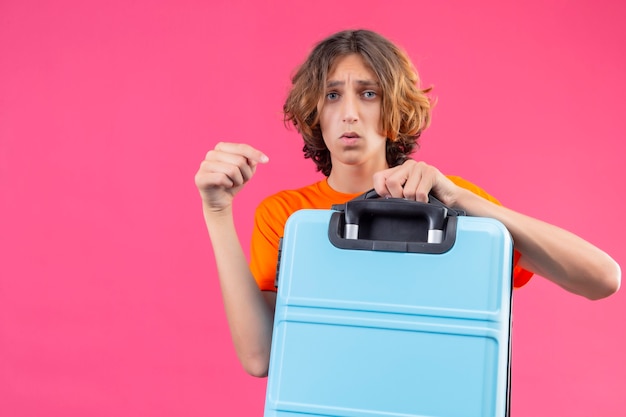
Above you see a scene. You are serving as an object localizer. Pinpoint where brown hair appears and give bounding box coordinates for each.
[283,29,433,176]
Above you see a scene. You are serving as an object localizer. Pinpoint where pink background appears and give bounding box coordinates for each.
[1,0,625,416]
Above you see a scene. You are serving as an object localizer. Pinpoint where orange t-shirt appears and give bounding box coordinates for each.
[250,176,533,291]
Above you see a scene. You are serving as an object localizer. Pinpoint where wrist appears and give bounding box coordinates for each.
[203,202,234,222]
[453,188,489,215]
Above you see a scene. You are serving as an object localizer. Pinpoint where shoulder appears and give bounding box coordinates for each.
[446,175,501,205]
[254,180,328,226]
[257,181,321,211]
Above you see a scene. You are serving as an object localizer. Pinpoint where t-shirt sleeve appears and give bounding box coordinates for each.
[447,176,534,289]
[249,196,289,292]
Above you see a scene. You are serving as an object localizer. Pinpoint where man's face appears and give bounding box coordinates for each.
[317,54,388,172]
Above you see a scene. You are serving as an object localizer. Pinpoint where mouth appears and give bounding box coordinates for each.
[339,132,360,146]
[340,132,360,139]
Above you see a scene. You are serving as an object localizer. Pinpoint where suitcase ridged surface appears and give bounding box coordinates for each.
[265,209,513,417]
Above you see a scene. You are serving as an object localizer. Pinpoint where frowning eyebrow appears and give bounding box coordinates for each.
[326,79,380,88]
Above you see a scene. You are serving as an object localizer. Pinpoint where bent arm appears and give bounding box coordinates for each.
[455,188,621,300]
[374,160,621,300]
[195,142,275,376]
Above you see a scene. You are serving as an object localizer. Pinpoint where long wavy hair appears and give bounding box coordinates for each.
[283,29,433,176]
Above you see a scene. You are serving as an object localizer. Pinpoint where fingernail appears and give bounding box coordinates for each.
[260,155,269,163]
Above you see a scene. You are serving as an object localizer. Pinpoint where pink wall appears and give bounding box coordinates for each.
[1,0,624,415]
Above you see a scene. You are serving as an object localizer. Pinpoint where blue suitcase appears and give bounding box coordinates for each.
[264,194,513,417]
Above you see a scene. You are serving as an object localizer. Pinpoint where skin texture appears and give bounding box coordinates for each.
[194,54,621,377]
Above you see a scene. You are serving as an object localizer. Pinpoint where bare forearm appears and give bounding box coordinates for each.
[203,205,274,376]
[455,189,621,299]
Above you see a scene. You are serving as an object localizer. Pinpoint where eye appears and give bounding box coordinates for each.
[363,91,377,99]
[326,92,339,101]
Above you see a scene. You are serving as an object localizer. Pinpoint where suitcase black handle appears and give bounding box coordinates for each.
[347,189,465,216]
[328,189,461,254]
[343,199,447,243]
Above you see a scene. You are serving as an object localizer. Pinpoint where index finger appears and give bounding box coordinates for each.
[214,142,269,164]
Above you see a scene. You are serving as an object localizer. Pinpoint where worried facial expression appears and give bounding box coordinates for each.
[317,54,388,172]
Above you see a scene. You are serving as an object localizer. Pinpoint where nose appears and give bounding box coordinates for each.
[341,94,358,124]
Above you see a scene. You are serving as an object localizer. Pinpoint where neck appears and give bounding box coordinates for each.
[326,162,387,194]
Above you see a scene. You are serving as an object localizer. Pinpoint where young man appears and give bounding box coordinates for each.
[194,29,620,377]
